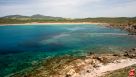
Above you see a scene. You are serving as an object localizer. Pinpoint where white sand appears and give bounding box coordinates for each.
[78,59,136,77]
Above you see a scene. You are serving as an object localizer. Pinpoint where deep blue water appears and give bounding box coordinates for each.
[0,24,136,77]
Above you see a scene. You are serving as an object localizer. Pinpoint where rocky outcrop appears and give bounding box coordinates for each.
[109,24,136,35]
[11,48,136,77]
[63,49,136,77]
[126,25,136,35]
[123,48,136,58]
[62,54,121,77]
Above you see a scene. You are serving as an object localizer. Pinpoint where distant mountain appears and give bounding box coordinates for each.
[133,17,136,19]
[31,14,47,18]
[2,15,29,19]
[2,14,64,19]
[31,14,64,19]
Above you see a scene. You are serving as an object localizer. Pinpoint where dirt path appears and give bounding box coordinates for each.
[79,59,136,77]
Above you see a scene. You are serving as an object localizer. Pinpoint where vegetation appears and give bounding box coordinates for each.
[102,64,136,77]
[10,55,82,77]
[0,14,136,24]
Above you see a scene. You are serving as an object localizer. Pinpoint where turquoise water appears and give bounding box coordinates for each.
[0,24,136,77]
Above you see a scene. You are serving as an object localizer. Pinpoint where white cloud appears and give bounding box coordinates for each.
[91,0,136,17]
[0,0,136,18]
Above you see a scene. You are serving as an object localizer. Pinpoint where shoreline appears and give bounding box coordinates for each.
[10,48,136,77]
[0,22,108,26]
[79,58,136,77]
[1,22,135,77]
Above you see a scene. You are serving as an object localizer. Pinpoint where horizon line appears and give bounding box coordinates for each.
[0,14,136,19]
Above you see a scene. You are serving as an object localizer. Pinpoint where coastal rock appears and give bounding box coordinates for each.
[86,70,91,73]
[109,24,136,35]
[66,69,76,77]
[124,25,136,35]
[88,52,94,56]
[123,48,136,58]
[112,53,121,57]
[66,74,71,77]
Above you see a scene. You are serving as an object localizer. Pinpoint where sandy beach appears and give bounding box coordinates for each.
[0,22,108,26]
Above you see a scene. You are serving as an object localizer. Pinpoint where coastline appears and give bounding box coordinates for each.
[79,58,136,77]
[10,48,136,77]
[1,22,135,77]
[0,22,108,26]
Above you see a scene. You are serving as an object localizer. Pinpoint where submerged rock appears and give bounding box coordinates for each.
[88,52,94,56]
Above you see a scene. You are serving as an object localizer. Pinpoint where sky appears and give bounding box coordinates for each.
[0,0,136,18]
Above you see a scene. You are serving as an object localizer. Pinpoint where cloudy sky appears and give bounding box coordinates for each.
[0,0,136,18]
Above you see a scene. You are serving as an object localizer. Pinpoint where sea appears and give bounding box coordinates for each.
[0,24,136,77]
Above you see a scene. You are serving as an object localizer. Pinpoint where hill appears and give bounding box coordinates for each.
[0,15,136,24]
[2,15,29,19]
[31,14,63,19]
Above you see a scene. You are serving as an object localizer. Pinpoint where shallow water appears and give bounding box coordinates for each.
[0,24,136,76]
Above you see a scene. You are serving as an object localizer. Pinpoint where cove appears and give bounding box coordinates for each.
[0,24,136,77]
